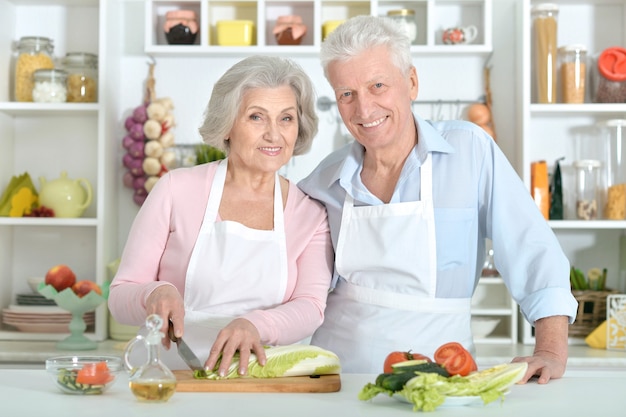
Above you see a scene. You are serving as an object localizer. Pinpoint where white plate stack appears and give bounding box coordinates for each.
[1,305,94,333]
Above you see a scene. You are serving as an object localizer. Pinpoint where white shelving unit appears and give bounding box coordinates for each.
[0,0,122,342]
[471,277,518,344]
[144,0,492,56]
[519,0,626,344]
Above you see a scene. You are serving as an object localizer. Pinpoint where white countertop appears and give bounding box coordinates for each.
[1,340,624,370]
[1,369,625,417]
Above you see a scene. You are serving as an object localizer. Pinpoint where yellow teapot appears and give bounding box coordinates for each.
[39,171,93,218]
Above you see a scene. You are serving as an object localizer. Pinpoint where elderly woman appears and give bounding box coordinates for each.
[109,56,333,377]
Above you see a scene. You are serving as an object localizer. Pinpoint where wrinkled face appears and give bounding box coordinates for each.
[227,85,299,174]
[328,46,418,152]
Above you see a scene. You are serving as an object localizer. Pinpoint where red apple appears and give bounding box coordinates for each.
[72,280,102,298]
[44,265,76,292]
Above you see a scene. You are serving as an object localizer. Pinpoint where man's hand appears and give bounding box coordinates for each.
[512,315,569,384]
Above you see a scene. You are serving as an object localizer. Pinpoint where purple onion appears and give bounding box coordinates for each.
[133,187,148,206]
[122,153,134,168]
[128,159,145,177]
[133,105,148,124]
[129,123,145,140]
[133,176,147,190]
[122,135,135,150]
[128,141,145,158]
[124,116,137,131]
[123,171,134,188]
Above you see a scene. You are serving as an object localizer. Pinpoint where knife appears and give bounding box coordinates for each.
[168,320,207,377]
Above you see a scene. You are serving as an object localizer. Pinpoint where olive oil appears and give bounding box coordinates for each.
[124,315,177,402]
[129,380,177,402]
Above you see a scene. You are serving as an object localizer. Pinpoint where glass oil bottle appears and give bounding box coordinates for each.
[124,314,177,402]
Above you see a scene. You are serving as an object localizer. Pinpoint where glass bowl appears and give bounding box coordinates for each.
[46,355,123,395]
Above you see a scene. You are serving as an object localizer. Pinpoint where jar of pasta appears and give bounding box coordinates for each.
[60,52,98,102]
[559,45,586,103]
[531,4,559,104]
[13,36,55,102]
[599,119,626,219]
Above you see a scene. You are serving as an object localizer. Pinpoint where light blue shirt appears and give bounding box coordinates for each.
[298,115,578,325]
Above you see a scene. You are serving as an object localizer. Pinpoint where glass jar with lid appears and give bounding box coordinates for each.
[13,36,55,102]
[598,119,626,219]
[386,9,418,44]
[559,44,587,103]
[60,52,98,102]
[573,159,602,220]
[32,69,67,103]
[531,4,559,104]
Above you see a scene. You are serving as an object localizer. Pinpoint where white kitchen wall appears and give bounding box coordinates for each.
[115,0,520,254]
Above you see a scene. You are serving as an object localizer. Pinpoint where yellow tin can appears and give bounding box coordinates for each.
[216,20,255,46]
[322,20,345,41]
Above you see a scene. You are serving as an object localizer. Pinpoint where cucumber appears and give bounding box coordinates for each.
[392,361,450,377]
[56,368,105,394]
[374,362,451,392]
[377,372,418,392]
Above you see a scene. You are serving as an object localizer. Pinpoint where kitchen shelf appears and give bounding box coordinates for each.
[0,0,122,342]
[0,103,100,116]
[519,0,626,344]
[144,0,492,55]
[471,277,518,344]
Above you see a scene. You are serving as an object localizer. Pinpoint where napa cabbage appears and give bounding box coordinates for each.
[194,344,341,379]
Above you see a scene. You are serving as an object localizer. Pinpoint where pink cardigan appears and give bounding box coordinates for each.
[109,161,333,345]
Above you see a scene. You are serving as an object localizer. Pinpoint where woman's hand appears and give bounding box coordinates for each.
[145,284,185,349]
[205,318,266,377]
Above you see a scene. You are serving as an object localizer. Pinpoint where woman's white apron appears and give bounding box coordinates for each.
[161,158,288,369]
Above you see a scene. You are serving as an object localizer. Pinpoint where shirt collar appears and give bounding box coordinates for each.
[327,114,455,189]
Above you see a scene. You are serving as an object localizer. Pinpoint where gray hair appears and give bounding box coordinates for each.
[199,55,318,155]
[320,15,413,80]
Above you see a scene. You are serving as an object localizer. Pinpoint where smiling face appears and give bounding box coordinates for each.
[227,85,299,174]
[328,46,419,153]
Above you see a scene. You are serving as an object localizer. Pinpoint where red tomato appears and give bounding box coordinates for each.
[383,351,432,373]
[76,362,114,385]
[433,342,477,377]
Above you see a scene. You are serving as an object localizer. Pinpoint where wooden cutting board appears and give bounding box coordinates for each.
[173,370,341,393]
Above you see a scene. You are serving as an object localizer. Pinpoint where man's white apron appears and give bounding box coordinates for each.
[311,154,472,373]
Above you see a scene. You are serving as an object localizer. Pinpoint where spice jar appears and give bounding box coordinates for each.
[163,10,198,45]
[559,45,586,103]
[13,36,55,102]
[573,160,602,220]
[386,9,417,44]
[32,69,67,103]
[531,4,559,104]
[60,52,98,102]
[592,47,626,103]
[599,119,626,219]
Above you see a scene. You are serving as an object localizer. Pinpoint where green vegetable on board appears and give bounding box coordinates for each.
[194,344,341,380]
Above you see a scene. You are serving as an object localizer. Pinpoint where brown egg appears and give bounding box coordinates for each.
[467,103,491,126]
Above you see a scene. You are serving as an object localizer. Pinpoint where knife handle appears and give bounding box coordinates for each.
[167,319,179,343]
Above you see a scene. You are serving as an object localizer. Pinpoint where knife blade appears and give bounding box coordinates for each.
[168,320,207,376]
